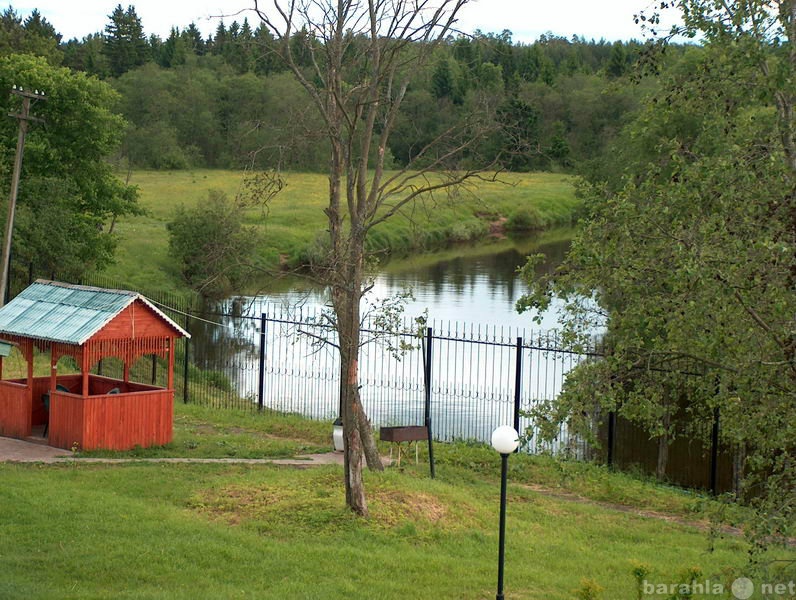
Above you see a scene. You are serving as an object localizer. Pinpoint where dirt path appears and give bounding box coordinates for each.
[0,435,346,467]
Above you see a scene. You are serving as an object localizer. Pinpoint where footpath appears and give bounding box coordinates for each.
[0,435,344,467]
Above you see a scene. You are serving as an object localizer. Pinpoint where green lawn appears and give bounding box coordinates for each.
[1,403,791,599]
[78,403,332,459]
[104,169,579,293]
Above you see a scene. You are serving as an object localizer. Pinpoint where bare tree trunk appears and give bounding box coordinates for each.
[333,237,384,516]
[337,293,369,516]
[358,408,383,470]
[255,0,477,516]
[342,368,368,515]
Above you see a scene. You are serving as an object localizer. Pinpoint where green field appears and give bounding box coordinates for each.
[104,170,579,293]
[1,403,792,600]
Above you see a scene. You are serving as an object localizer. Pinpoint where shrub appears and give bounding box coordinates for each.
[448,220,487,242]
[506,207,547,231]
[167,190,260,298]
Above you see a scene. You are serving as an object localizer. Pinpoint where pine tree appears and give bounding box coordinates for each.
[183,23,205,55]
[104,4,149,77]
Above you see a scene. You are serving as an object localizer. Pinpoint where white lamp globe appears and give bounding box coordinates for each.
[491,425,520,455]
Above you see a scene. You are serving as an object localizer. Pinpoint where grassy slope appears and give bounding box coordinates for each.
[1,403,791,600]
[104,170,579,293]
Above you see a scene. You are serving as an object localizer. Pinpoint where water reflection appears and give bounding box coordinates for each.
[191,231,573,367]
[250,232,573,332]
[372,236,570,331]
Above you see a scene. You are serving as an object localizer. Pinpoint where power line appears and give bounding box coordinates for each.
[147,298,236,330]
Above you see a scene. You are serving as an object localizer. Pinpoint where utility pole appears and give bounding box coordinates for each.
[1,86,46,306]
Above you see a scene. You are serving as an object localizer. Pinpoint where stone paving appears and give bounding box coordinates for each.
[0,435,345,467]
[0,436,71,462]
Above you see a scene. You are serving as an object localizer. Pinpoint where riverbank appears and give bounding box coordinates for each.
[103,169,579,293]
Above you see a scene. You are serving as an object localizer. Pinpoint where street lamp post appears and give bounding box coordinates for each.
[491,425,520,600]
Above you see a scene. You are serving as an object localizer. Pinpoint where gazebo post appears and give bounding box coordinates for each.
[123,337,131,386]
[25,341,33,387]
[81,349,89,397]
[49,345,57,393]
[25,341,33,436]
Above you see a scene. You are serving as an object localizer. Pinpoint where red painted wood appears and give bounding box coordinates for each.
[167,337,174,390]
[49,392,84,450]
[30,377,50,426]
[77,390,172,451]
[46,376,173,451]
[0,380,31,437]
[92,301,179,341]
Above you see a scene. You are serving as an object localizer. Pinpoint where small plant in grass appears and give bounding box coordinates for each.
[167,189,263,299]
[670,566,703,599]
[198,367,234,393]
[630,560,652,600]
[573,578,604,599]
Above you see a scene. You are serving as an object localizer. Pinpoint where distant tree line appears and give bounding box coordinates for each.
[1,4,691,173]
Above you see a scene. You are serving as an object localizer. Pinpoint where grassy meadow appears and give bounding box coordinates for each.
[2,403,793,600]
[104,170,579,293]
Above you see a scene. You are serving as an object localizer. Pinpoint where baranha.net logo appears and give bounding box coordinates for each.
[642,577,796,598]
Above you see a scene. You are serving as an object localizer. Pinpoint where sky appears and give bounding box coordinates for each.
[13,0,679,43]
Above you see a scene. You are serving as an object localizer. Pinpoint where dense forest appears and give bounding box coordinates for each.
[1,4,689,173]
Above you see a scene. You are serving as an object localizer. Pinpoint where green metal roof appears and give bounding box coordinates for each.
[0,280,189,345]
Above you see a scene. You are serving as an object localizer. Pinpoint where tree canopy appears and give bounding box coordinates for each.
[521,0,795,549]
[104,4,148,77]
[0,53,141,281]
[2,3,682,174]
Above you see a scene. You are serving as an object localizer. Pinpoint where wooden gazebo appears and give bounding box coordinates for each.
[0,280,189,450]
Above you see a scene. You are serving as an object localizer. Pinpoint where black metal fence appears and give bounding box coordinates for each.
[187,300,604,455]
[13,270,731,493]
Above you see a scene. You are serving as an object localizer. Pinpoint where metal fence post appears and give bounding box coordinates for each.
[710,407,720,495]
[513,337,523,449]
[424,326,435,479]
[183,309,190,404]
[258,313,266,411]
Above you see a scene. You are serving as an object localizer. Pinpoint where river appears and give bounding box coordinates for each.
[189,228,592,450]
[235,228,573,330]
